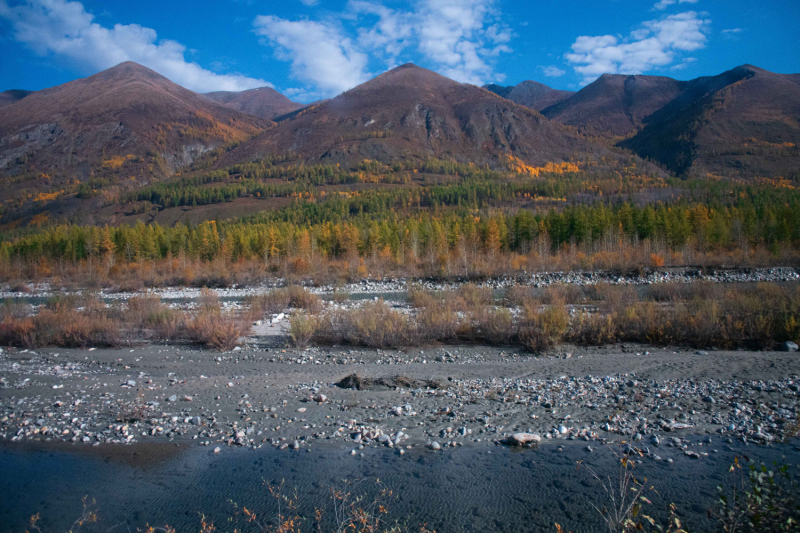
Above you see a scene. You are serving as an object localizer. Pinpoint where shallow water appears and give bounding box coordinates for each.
[1,439,798,533]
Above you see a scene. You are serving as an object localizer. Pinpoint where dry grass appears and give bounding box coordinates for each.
[416,302,461,342]
[184,311,249,351]
[289,313,318,348]
[246,286,322,320]
[473,307,516,345]
[311,300,417,348]
[291,281,800,352]
[518,301,570,352]
[0,308,119,348]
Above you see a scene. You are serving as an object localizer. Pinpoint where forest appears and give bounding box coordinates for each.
[1,155,799,284]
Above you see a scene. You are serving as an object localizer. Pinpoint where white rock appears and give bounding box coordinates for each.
[508,433,542,446]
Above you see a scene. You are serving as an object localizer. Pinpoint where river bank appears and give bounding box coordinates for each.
[2,343,798,452]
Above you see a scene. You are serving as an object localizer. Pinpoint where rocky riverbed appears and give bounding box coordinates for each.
[2,266,798,301]
[2,343,798,463]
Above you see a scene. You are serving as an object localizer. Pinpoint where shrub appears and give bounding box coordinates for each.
[475,307,516,345]
[289,314,318,348]
[417,302,462,342]
[246,286,322,318]
[246,290,291,318]
[0,318,36,348]
[569,311,619,345]
[332,288,349,304]
[711,458,800,533]
[351,300,417,348]
[126,294,170,327]
[0,299,32,321]
[457,283,493,310]
[286,285,322,312]
[518,302,568,352]
[407,284,437,309]
[197,287,220,314]
[185,312,249,351]
[53,314,119,348]
[0,309,119,348]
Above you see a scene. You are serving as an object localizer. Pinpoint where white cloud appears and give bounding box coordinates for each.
[253,16,370,98]
[0,0,270,92]
[541,65,566,77]
[299,0,320,5]
[565,11,710,85]
[349,1,413,67]
[721,27,744,39]
[414,0,511,85]
[255,0,512,97]
[653,0,698,11]
[670,56,697,70]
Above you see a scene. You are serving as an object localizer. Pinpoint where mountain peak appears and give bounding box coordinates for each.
[204,86,302,120]
[99,61,164,80]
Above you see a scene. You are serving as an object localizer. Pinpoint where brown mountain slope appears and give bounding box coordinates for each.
[542,74,687,137]
[485,81,574,111]
[0,62,270,178]
[0,90,33,108]
[621,65,800,177]
[506,81,574,111]
[218,64,595,168]
[203,87,302,120]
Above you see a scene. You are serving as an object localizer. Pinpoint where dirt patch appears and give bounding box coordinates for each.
[335,373,442,391]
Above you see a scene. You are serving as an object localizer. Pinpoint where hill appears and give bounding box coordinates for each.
[203,87,302,120]
[486,81,574,111]
[621,65,800,177]
[218,63,595,168]
[541,74,687,137]
[0,62,269,178]
[0,90,33,108]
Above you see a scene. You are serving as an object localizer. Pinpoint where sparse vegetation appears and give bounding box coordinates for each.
[287,281,800,351]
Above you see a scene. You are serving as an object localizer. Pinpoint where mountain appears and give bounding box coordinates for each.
[486,81,574,111]
[484,84,513,98]
[621,65,800,177]
[218,63,594,168]
[0,89,33,108]
[203,87,303,120]
[0,62,270,178]
[541,74,687,137]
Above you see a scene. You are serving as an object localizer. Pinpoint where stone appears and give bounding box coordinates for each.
[167,395,178,402]
[191,417,201,426]
[779,341,798,352]
[125,380,136,387]
[314,394,327,403]
[507,433,542,446]
[430,441,441,450]
[213,447,221,454]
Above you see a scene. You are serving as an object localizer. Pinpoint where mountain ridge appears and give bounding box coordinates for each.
[214,63,597,169]
[203,86,303,120]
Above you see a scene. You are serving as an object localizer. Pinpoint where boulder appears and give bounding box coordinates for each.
[506,433,542,446]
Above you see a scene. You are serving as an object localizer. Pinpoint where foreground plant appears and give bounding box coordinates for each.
[566,445,688,533]
[709,457,800,533]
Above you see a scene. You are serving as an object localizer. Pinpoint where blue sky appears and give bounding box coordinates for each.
[1,0,798,102]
